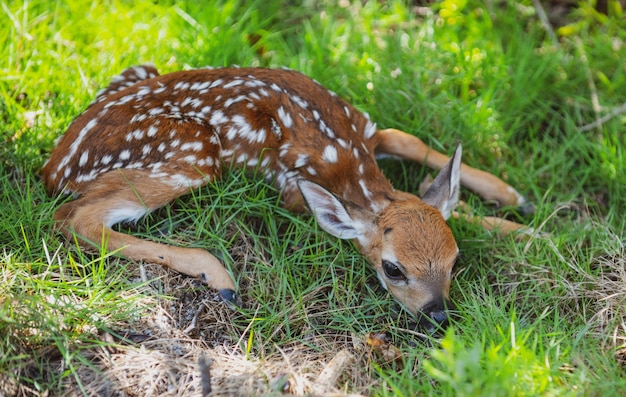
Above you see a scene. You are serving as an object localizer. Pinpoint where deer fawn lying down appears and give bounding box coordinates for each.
[42,65,528,332]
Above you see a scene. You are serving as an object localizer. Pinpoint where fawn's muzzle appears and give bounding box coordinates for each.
[417,299,453,334]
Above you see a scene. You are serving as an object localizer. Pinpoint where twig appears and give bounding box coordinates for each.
[532,0,560,49]
[199,354,212,397]
[580,102,626,132]
[575,37,603,136]
[182,303,204,334]
[316,349,355,389]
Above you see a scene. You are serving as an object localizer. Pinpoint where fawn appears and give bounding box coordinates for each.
[42,65,528,332]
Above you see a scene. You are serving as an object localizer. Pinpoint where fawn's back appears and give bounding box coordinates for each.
[42,66,392,213]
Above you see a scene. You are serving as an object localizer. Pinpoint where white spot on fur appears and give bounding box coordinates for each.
[291,95,309,109]
[228,115,254,141]
[245,79,266,88]
[153,85,167,95]
[56,118,98,174]
[174,81,191,91]
[125,162,143,169]
[278,107,293,128]
[210,110,229,125]
[130,114,148,123]
[260,156,271,168]
[319,119,335,139]
[136,86,151,96]
[79,151,89,167]
[180,141,203,151]
[75,169,98,183]
[337,138,349,149]
[165,174,205,189]
[104,202,147,227]
[149,162,163,171]
[223,79,244,89]
[182,155,197,164]
[255,128,267,143]
[279,143,292,158]
[210,79,223,88]
[322,145,338,163]
[294,154,308,168]
[236,154,248,164]
[132,129,144,140]
[364,120,377,139]
[133,66,148,80]
[224,95,248,108]
[190,81,211,91]
[359,179,373,199]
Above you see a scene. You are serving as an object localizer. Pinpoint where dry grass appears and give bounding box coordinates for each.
[1,259,393,397]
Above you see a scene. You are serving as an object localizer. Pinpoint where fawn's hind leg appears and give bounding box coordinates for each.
[54,168,238,303]
[375,128,527,209]
[375,128,535,237]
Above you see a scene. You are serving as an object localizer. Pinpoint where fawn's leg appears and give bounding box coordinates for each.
[375,128,527,209]
[451,211,535,238]
[54,168,238,303]
[375,128,536,237]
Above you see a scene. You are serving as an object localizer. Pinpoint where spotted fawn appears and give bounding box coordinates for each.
[42,65,528,331]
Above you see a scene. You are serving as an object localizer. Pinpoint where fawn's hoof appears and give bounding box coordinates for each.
[517,200,535,216]
[219,289,240,307]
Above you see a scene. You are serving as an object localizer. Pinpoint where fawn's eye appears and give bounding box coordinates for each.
[382,260,406,281]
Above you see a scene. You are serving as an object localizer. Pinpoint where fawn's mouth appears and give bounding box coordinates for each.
[416,299,455,335]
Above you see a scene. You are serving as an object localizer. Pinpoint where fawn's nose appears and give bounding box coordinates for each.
[418,299,453,334]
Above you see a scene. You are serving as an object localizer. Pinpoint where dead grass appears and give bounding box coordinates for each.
[2,254,397,397]
[489,204,626,353]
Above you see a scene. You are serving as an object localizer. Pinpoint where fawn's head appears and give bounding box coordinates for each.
[298,146,462,333]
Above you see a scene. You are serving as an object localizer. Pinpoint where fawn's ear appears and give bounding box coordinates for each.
[422,144,462,220]
[297,180,373,241]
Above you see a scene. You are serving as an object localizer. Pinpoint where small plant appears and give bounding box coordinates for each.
[423,323,576,396]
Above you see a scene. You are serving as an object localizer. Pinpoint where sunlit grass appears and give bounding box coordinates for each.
[1,0,625,395]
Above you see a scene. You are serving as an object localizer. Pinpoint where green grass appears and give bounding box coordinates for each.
[1,0,625,395]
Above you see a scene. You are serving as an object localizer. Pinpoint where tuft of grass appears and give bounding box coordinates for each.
[1,0,625,395]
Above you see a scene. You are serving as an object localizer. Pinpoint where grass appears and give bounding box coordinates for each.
[1,0,625,395]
